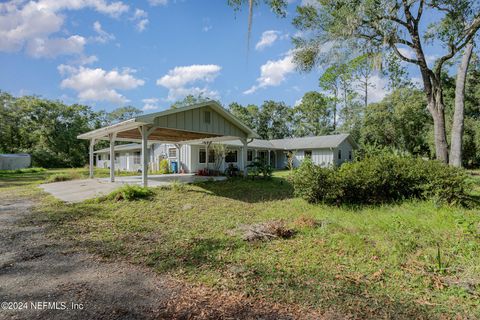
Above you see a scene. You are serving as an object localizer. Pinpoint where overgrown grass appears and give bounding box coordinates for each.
[1,169,479,318]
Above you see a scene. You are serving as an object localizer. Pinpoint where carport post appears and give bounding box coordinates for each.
[268,150,271,167]
[175,144,183,173]
[241,139,248,177]
[89,138,96,179]
[109,133,116,182]
[141,126,149,187]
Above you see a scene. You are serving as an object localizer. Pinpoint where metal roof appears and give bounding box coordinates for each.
[107,134,356,152]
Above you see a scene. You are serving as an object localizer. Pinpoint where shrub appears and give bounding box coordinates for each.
[106,184,153,201]
[291,158,339,203]
[46,172,80,183]
[159,159,170,174]
[246,157,273,179]
[292,154,470,205]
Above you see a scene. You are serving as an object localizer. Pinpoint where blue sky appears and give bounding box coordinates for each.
[0,0,452,113]
[0,0,322,112]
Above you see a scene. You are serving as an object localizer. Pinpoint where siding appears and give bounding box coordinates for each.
[153,106,248,139]
[334,140,354,166]
[292,149,334,168]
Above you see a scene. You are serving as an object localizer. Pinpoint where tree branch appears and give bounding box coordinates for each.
[391,43,421,65]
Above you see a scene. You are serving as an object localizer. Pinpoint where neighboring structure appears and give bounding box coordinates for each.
[78,100,357,187]
[94,133,357,173]
[0,154,31,170]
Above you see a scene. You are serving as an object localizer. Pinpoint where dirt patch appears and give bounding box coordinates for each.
[0,197,323,319]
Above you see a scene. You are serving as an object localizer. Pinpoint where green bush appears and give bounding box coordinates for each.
[106,184,154,201]
[246,157,273,179]
[0,167,45,174]
[291,158,339,203]
[159,159,170,174]
[292,154,470,205]
[46,172,80,183]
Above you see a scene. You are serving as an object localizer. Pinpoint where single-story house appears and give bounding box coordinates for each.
[94,133,357,173]
[78,100,357,187]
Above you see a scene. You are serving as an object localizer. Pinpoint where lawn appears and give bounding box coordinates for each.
[2,168,480,318]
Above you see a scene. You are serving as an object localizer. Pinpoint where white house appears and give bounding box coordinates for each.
[78,100,357,187]
[94,133,357,173]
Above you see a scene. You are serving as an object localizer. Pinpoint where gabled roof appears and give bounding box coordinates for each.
[78,100,259,141]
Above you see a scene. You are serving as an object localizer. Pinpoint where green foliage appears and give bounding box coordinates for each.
[246,157,273,179]
[105,106,142,124]
[290,157,338,203]
[292,154,470,205]
[106,184,153,201]
[47,172,80,183]
[292,91,333,136]
[0,167,45,174]
[159,159,170,174]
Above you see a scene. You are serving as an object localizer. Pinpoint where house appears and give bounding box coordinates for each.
[78,100,357,187]
[93,133,357,173]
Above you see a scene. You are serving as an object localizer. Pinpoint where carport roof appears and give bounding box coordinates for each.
[77,100,259,143]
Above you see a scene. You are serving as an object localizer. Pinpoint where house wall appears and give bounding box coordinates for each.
[290,149,335,168]
[334,140,354,166]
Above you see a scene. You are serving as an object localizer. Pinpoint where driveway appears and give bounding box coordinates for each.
[0,195,318,320]
[39,174,226,203]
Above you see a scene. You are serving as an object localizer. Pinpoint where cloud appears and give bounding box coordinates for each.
[131,8,149,32]
[366,74,389,103]
[148,0,168,6]
[0,0,128,57]
[244,52,296,94]
[26,35,86,58]
[92,21,115,43]
[142,98,160,110]
[156,64,222,101]
[58,65,145,104]
[255,30,280,51]
[202,18,212,32]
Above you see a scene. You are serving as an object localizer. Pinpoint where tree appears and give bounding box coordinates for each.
[292,91,332,136]
[107,106,142,124]
[319,65,341,130]
[450,41,475,167]
[229,102,260,130]
[170,94,211,109]
[350,54,376,108]
[258,100,292,139]
[290,0,480,163]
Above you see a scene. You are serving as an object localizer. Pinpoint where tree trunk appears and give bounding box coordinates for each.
[428,94,449,163]
[450,41,474,167]
[333,87,337,130]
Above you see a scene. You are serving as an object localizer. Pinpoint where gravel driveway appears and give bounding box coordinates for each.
[0,196,321,320]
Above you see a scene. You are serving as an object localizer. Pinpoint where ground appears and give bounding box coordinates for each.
[0,168,479,319]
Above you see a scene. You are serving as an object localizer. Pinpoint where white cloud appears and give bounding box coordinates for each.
[131,8,149,32]
[136,19,149,32]
[59,65,145,104]
[156,64,222,101]
[244,52,296,94]
[26,35,86,58]
[148,0,168,6]
[255,30,280,51]
[0,0,128,57]
[73,54,99,65]
[142,98,160,110]
[92,21,115,43]
[202,18,212,32]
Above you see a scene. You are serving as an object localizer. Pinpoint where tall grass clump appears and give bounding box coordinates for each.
[292,155,470,206]
[46,172,81,183]
[106,184,154,201]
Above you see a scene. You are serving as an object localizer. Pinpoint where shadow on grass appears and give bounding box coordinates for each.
[191,176,294,203]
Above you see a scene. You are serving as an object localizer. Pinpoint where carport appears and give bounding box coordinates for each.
[77,101,259,187]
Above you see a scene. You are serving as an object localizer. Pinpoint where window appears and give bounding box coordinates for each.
[199,149,206,163]
[208,150,215,163]
[225,150,238,163]
[134,151,141,164]
[338,149,342,159]
[348,150,352,160]
[107,154,110,160]
[304,150,312,158]
[247,150,253,161]
[168,148,177,158]
[204,111,211,124]
[115,152,120,161]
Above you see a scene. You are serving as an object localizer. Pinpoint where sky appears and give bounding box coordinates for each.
[0,0,448,113]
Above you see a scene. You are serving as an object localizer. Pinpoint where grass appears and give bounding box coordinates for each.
[1,169,479,318]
